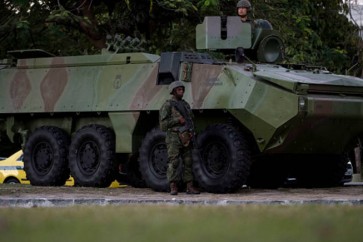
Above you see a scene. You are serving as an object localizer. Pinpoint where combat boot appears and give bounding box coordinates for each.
[186,182,200,194]
[170,182,178,195]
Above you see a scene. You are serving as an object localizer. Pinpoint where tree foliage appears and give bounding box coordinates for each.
[0,0,362,74]
[254,0,361,74]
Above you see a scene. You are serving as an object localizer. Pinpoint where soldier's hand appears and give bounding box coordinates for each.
[179,117,186,124]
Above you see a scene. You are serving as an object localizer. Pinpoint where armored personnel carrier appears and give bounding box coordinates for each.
[0,16,362,192]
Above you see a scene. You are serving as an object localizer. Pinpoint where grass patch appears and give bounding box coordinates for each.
[1,205,362,242]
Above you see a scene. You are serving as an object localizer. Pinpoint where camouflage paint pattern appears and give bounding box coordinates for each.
[1,52,161,113]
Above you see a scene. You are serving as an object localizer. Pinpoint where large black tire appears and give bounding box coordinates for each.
[193,124,252,193]
[138,128,169,192]
[69,124,116,187]
[23,126,70,186]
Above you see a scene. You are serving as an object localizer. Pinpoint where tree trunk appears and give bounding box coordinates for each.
[79,0,106,49]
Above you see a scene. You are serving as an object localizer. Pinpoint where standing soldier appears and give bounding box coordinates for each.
[236,0,252,22]
[159,81,200,195]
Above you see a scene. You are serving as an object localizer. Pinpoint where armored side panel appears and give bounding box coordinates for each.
[0,52,161,114]
[158,52,218,85]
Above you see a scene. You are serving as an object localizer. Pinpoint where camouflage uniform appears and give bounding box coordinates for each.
[159,97,194,183]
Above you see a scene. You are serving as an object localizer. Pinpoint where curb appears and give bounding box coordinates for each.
[1,198,363,207]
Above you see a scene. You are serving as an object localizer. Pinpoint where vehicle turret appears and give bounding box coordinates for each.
[196,16,284,63]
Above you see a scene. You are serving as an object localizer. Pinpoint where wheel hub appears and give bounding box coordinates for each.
[150,143,167,177]
[78,141,100,175]
[33,142,53,175]
[203,142,228,177]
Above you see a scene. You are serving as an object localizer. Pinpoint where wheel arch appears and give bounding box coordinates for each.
[193,110,260,155]
[4,176,20,184]
[9,112,113,143]
[132,111,160,153]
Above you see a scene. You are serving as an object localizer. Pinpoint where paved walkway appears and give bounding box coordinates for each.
[1,184,363,207]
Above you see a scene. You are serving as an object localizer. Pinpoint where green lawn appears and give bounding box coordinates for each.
[1,205,362,242]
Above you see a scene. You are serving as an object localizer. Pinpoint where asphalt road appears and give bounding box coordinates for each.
[0,183,362,207]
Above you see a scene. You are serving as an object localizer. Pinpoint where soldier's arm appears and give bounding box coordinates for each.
[159,102,181,130]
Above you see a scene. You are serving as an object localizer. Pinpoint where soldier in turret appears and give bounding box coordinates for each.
[237,0,252,22]
[159,81,200,195]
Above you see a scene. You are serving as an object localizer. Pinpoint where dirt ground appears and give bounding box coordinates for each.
[1,183,363,207]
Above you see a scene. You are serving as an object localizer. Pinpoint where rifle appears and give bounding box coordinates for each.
[169,99,196,146]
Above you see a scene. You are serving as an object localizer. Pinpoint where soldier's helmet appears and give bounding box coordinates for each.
[236,0,251,9]
[168,81,185,94]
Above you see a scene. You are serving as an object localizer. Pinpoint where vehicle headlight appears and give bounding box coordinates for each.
[298,96,308,113]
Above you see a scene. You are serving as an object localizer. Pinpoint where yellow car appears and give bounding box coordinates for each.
[0,150,122,187]
[0,150,29,184]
